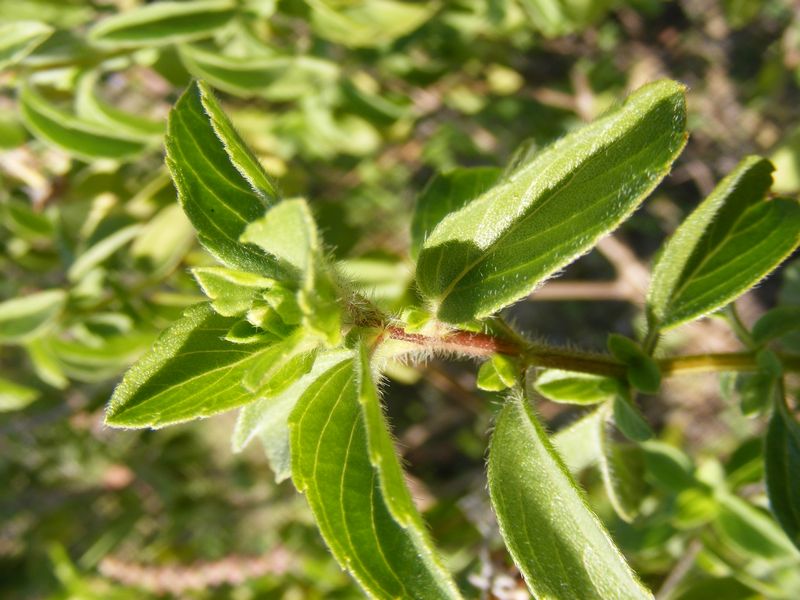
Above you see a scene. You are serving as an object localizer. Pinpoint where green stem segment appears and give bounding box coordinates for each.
[382,325,800,378]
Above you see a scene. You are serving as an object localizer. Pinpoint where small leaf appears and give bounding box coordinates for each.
[552,408,602,474]
[306,0,434,48]
[598,415,647,522]
[410,167,501,260]
[179,44,339,101]
[647,156,800,332]
[0,20,53,70]
[488,394,653,599]
[289,357,463,599]
[752,306,800,346]
[0,289,66,344]
[535,369,620,405]
[0,377,40,412]
[714,491,800,559]
[242,333,318,397]
[612,393,654,442]
[607,334,661,394]
[19,84,149,161]
[68,224,143,282]
[416,80,687,324]
[192,266,275,317]
[518,0,612,37]
[131,204,194,279]
[106,303,271,428]
[641,441,696,493]
[765,395,800,550]
[166,80,283,277]
[476,354,518,391]
[89,0,236,48]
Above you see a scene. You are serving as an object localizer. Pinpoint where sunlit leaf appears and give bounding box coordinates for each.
[488,393,652,599]
[648,156,800,332]
[535,369,620,405]
[0,20,53,70]
[417,80,687,324]
[0,289,66,344]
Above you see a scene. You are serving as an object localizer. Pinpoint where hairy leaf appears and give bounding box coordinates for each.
[0,20,53,69]
[765,396,800,550]
[19,84,149,161]
[106,303,271,427]
[417,80,687,324]
[488,394,652,599]
[0,289,66,344]
[598,416,647,522]
[552,409,602,473]
[410,167,501,259]
[535,369,620,405]
[89,0,236,48]
[289,357,462,599]
[166,80,284,277]
[648,156,800,331]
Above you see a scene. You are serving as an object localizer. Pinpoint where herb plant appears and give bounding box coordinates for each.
[101,79,800,599]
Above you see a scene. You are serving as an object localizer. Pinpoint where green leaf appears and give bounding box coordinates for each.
[89,0,236,48]
[598,415,647,522]
[416,80,687,324]
[607,334,661,394]
[752,306,800,346]
[19,84,150,161]
[612,393,654,442]
[289,355,462,599]
[552,409,602,474]
[714,491,800,560]
[179,44,339,101]
[232,349,351,480]
[75,73,164,141]
[488,394,652,599]
[535,369,620,405]
[0,20,53,70]
[242,332,318,397]
[166,80,283,277]
[131,204,195,279]
[105,303,271,428]
[0,289,66,344]
[306,0,434,48]
[410,167,501,260]
[192,266,275,317]
[518,0,612,37]
[0,377,40,412]
[476,354,518,391]
[765,396,800,550]
[68,224,143,282]
[647,156,800,331]
[641,441,696,493]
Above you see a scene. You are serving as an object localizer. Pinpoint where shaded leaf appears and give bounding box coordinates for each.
[68,224,143,282]
[648,156,800,332]
[417,80,687,324]
[607,334,661,394]
[552,408,602,474]
[289,357,462,599]
[752,306,800,346]
[488,394,652,599]
[598,415,647,522]
[612,393,654,442]
[765,396,800,550]
[714,492,800,560]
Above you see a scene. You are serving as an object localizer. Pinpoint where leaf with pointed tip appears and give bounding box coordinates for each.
[19,84,149,161]
[476,354,518,391]
[192,266,274,316]
[106,303,271,428]
[0,20,53,70]
[488,394,653,599]
[648,156,800,332]
[612,393,653,442]
[289,357,463,599]
[598,415,647,523]
[89,0,236,48]
[411,167,501,260]
[416,80,687,324]
[607,334,661,394]
[765,396,800,550]
[0,289,66,344]
[166,80,283,277]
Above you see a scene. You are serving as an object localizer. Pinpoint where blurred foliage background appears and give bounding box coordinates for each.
[2,0,800,597]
